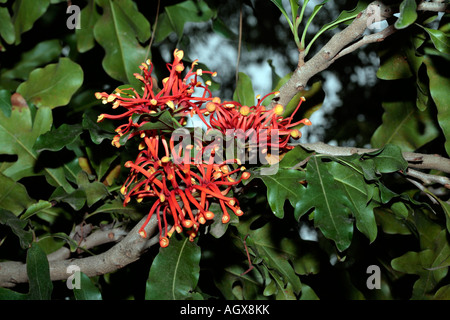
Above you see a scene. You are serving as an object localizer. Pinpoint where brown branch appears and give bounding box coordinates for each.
[298,142,450,175]
[0,216,158,288]
[272,0,448,108]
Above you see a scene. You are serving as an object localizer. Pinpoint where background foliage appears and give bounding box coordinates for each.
[0,0,449,300]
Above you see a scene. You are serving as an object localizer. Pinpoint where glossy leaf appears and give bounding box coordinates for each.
[233,72,255,107]
[0,173,35,216]
[0,89,11,117]
[1,39,62,82]
[17,58,83,109]
[422,26,450,54]
[34,124,83,152]
[27,242,53,300]
[394,0,417,30]
[295,156,353,251]
[0,208,33,249]
[73,272,103,300]
[76,1,100,53]
[0,98,74,192]
[371,101,439,151]
[146,235,201,300]
[12,0,50,45]
[424,56,450,156]
[94,0,151,88]
[154,0,215,43]
[0,7,15,45]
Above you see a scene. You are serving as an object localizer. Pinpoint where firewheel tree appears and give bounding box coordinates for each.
[0,0,449,301]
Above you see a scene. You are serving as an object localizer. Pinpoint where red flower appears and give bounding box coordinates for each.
[95,49,217,147]
[204,93,311,155]
[120,133,250,247]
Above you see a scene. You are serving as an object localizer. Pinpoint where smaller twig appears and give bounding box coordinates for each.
[240,234,254,276]
[331,25,397,63]
[406,168,450,188]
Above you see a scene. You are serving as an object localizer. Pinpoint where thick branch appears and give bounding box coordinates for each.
[0,216,158,288]
[298,142,450,175]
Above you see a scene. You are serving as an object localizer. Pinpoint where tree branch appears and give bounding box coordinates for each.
[272,0,448,108]
[0,216,158,288]
[298,142,450,175]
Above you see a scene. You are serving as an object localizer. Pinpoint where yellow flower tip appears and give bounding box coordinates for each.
[273,91,280,96]
[140,132,146,138]
[290,129,301,139]
[198,216,206,225]
[124,161,133,168]
[95,92,103,100]
[160,237,170,248]
[182,220,194,228]
[205,80,212,86]
[139,230,147,238]
[300,96,306,102]
[112,101,120,109]
[206,102,217,113]
[136,197,143,203]
[107,94,116,103]
[191,60,199,67]
[120,186,127,195]
[138,142,146,150]
[146,59,151,65]
[150,99,158,105]
[242,172,251,180]
[166,100,175,110]
[175,64,185,73]
[159,194,166,203]
[235,209,244,216]
[213,171,223,180]
[304,118,312,126]
[229,199,236,206]
[205,211,215,220]
[274,104,285,116]
[222,215,230,223]
[212,71,218,77]
[196,69,203,76]
[175,225,183,234]
[97,114,105,122]
[161,156,171,164]
[240,105,250,116]
[134,73,144,82]
[162,77,169,85]
[212,97,221,104]
[174,49,184,61]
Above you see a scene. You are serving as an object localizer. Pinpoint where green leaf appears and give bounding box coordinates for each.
[146,235,201,300]
[422,27,450,55]
[371,101,440,152]
[0,7,15,45]
[154,0,215,43]
[0,287,28,300]
[16,58,84,109]
[0,89,11,117]
[0,99,74,192]
[86,198,142,220]
[77,171,110,207]
[27,242,53,300]
[362,144,408,174]
[0,173,35,216]
[34,124,83,152]
[377,50,413,80]
[295,156,353,251]
[76,1,101,53]
[21,200,53,220]
[94,0,151,88]
[329,161,378,243]
[1,39,62,81]
[73,272,102,300]
[0,208,33,248]
[233,72,255,107]
[270,0,294,32]
[395,0,417,30]
[424,56,450,156]
[12,0,50,45]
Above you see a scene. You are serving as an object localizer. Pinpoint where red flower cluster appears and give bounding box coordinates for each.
[96,49,216,148]
[121,133,250,247]
[202,93,311,154]
[96,49,311,247]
